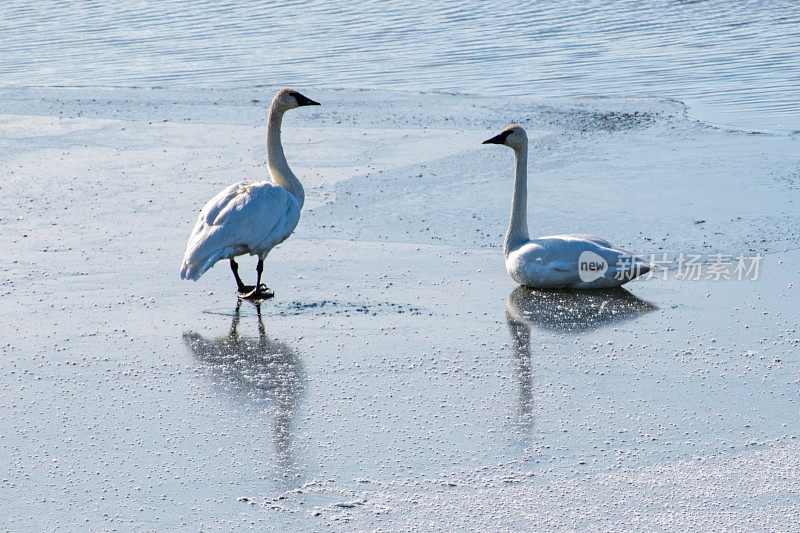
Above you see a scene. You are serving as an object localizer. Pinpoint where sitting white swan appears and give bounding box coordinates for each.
[180,89,319,299]
[483,125,650,289]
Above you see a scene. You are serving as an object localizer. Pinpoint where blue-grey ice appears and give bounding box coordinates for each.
[1,87,798,530]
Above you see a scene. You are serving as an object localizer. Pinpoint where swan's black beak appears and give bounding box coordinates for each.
[483,130,510,145]
[294,92,321,107]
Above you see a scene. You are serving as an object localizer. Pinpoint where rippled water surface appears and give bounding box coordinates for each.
[1,1,798,127]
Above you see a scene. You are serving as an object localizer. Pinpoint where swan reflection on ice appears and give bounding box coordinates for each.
[506,309,537,437]
[505,286,656,438]
[183,301,305,482]
[506,285,657,334]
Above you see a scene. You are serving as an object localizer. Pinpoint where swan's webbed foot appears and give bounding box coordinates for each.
[238,284,274,300]
[231,257,272,299]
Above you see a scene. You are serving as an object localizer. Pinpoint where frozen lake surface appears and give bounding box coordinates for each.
[1,0,800,132]
[1,87,798,529]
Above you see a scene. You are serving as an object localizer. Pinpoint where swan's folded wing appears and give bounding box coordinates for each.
[180,182,299,280]
[521,235,650,285]
[535,234,641,267]
[567,234,615,249]
[572,237,651,282]
[202,182,248,226]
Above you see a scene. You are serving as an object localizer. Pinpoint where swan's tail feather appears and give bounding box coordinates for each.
[180,261,201,281]
[608,257,651,285]
[180,250,225,281]
[624,260,651,283]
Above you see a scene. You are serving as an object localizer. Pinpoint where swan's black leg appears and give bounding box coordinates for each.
[239,258,274,300]
[256,258,264,289]
[230,258,247,293]
[253,259,274,298]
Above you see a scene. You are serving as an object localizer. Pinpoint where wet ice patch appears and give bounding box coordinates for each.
[204,299,426,318]
[3,87,799,530]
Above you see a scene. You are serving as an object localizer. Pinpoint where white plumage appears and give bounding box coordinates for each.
[180,89,319,297]
[180,181,301,281]
[484,125,650,289]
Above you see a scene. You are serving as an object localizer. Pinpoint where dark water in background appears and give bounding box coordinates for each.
[1,0,799,131]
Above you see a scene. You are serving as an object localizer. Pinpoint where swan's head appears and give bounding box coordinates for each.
[273,89,320,111]
[483,125,527,150]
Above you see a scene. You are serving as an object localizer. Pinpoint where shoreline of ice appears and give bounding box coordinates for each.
[1,86,798,529]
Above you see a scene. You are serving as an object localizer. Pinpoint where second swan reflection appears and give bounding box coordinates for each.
[506,286,657,334]
[505,287,656,436]
[183,301,306,484]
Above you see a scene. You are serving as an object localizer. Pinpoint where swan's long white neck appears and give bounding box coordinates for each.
[504,143,530,256]
[267,106,305,206]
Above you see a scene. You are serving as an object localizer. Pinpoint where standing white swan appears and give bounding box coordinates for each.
[483,125,650,289]
[180,89,319,299]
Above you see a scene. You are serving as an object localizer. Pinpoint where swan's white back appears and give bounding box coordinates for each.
[180,182,301,280]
